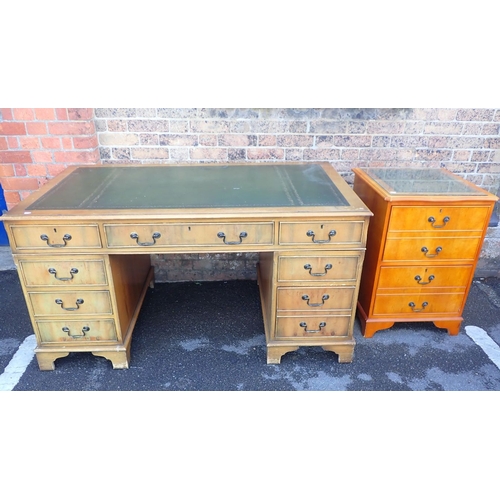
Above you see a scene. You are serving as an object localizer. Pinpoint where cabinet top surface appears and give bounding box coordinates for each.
[6,163,372,219]
[358,167,493,197]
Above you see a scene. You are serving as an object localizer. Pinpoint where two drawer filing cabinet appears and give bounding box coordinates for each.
[352,167,498,338]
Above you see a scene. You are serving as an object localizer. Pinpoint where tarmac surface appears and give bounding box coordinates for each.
[1,246,500,391]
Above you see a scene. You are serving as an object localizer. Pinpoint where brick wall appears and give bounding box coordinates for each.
[0,108,99,208]
[1,108,499,278]
[94,108,500,192]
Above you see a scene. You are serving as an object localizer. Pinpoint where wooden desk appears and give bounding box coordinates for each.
[2,162,372,370]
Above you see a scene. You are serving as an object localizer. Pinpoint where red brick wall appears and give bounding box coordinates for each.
[0,108,99,209]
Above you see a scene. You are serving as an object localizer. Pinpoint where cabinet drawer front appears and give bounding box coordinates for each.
[104,222,274,248]
[278,255,360,282]
[28,291,113,316]
[373,293,465,315]
[37,319,117,343]
[279,221,364,246]
[11,224,101,250]
[276,316,350,339]
[383,237,480,262]
[388,206,490,232]
[277,286,355,312]
[377,265,472,290]
[19,259,108,287]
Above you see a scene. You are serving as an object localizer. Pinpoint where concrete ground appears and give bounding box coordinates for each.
[0,245,15,271]
[1,246,500,391]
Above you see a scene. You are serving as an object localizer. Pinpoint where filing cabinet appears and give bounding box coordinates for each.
[352,167,498,338]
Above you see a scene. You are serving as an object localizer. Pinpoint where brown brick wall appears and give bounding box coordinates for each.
[2,108,499,279]
[95,108,500,194]
[151,253,259,283]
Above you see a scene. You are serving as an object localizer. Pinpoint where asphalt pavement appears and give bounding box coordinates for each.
[1,246,500,391]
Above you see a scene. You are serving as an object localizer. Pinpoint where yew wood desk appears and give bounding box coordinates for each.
[2,162,371,370]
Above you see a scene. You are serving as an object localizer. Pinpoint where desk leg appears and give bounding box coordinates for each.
[36,351,69,371]
[267,346,299,364]
[35,348,130,370]
[92,348,130,369]
[322,345,354,363]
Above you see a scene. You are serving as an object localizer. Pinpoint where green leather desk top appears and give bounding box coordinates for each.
[27,163,350,210]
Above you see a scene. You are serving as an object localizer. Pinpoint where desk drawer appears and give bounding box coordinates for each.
[37,319,117,344]
[279,221,364,246]
[10,224,101,251]
[104,222,274,248]
[28,291,113,317]
[277,286,355,312]
[278,255,360,282]
[383,237,480,262]
[276,315,350,339]
[388,206,490,233]
[18,258,108,287]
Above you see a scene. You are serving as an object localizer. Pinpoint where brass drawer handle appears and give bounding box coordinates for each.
[306,229,336,243]
[409,301,428,312]
[302,294,330,307]
[217,231,248,245]
[48,267,79,281]
[428,216,450,228]
[40,233,72,247]
[414,274,435,285]
[421,246,442,258]
[130,231,161,246]
[55,298,84,311]
[304,263,332,276]
[62,325,90,338]
[299,321,327,333]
